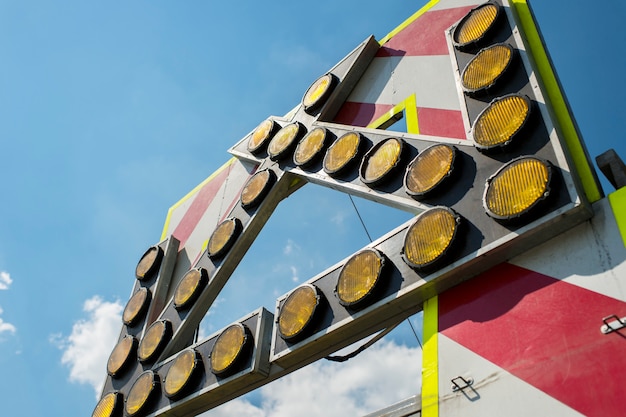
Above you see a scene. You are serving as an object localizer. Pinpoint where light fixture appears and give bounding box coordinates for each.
[107,334,137,377]
[137,320,172,363]
[173,268,208,310]
[240,169,276,209]
[268,122,304,161]
[122,287,151,326]
[323,132,362,176]
[483,156,552,221]
[91,392,122,417]
[402,207,461,270]
[293,127,328,168]
[453,2,500,49]
[247,119,278,154]
[135,246,163,281]
[164,348,202,399]
[404,144,456,197]
[210,323,252,376]
[461,43,514,95]
[473,94,531,150]
[335,249,386,308]
[277,284,321,341]
[125,371,160,417]
[359,138,404,186]
[302,73,335,112]
[207,218,242,259]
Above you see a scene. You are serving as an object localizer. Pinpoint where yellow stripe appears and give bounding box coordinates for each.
[422,295,439,417]
[608,187,626,247]
[379,0,440,46]
[160,157,237,241]
[511,0,602,203]
[366,94,419,134]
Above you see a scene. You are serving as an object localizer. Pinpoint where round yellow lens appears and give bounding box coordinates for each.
[323,132,361,175]
[268,123,303,160]
[453,3,500,47]
[207,218,241,259]
[138,320,171,363]
[164,349,200,398]
[360,138,403,186]
[484,157,551,220]
[294,127,327,167]
[278,284,320,341]
[461,44,513,93]
[135,246,163,281]
[240,169,275,209]
[125,371,158,417]
[123,287,151,326]
[210,323,249,376]
[404,144,456,197]
[336,249,385,307]
[473,94,530,149]
[403,207,460,269]
[174,268,207,310]
[247,119,276,154]
[92,392,121,417]
[107,334,136,377]
[303,73,334,111]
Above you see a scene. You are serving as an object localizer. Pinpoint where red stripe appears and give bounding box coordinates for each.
[333,102,467,140]
[440,263,626,417]
[417,107,467,139]
[171,164,234,248]
[333,102,393,128]
[377,7,473,57]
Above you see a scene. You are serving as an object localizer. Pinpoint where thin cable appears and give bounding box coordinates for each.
[325,323,400,363]
[407,317,423,349]
[348,194,373,243]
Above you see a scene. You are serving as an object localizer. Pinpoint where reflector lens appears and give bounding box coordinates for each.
[207,218,241,259]
[278,284,320,341]
[336,249,385,307]
[404,144,456,197]
[135,246,163,281]
[473,95,530,149]
[240,169,275,209]
[210,323,249,376]
[403,207,460,269]
[461,44,513,93]
[302,73,334,110]
[107,335,136,377]
[294,127,327,167]
[164,349,200,398]
[484,157,551,220]
[268,123,303,160]
[323,132,361,175]
[92,392,121,417]
[453,3,499,47]
[125,371,158,417]
[360,138,403,185]
[174,268,208,310]
[247,119,276,154]
[138,320,172,363]
[123,287,151,326]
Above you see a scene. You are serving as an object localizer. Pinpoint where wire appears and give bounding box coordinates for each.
[348,194,373,243]
[325,323,400,362]
[407,317,423,350]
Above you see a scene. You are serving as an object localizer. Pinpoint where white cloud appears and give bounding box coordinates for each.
[0,318,16,335]
[290,266,299,283]
[0,271,12,290]
[55,296,123,398]
[203,340,422,417]
[283,239,300,255]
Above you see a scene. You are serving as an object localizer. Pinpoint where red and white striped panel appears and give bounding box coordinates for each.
[332,0,485,139]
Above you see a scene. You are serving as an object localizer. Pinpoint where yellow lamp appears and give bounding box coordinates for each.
[335,249,386,308]
[360,138,404,186]
[404,144,456,197]
[278,284,321,341]
[403,207,461,269]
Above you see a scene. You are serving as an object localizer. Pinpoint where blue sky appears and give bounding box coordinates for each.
[0,1,625,416]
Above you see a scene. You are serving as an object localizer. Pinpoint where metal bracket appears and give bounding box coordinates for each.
[451,376,474,392]
[600,314,626,334]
